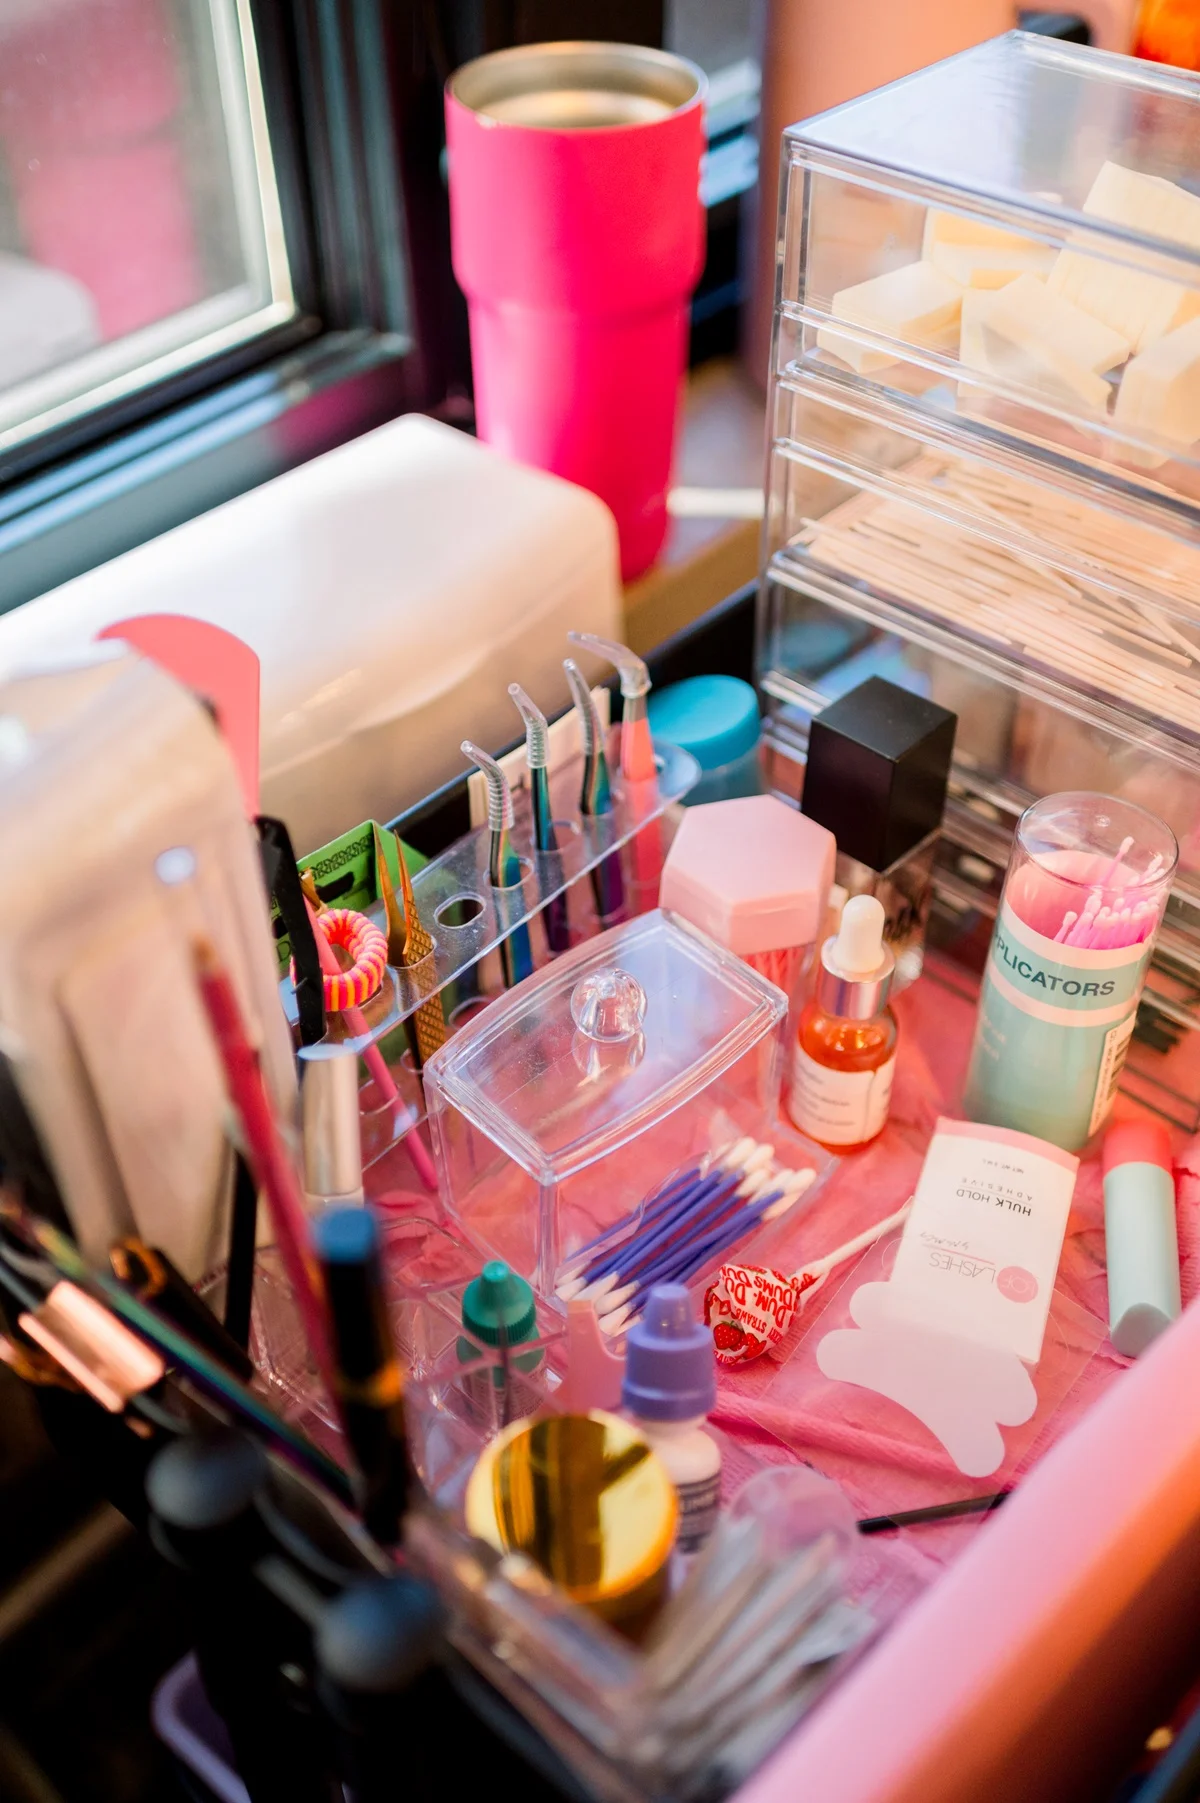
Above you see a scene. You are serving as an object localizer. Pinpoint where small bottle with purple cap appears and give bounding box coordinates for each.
[620,1283,722,1554]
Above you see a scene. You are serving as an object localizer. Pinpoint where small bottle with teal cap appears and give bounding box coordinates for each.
[621,1283,722,1553]
[458,1261,543,1421]
[646,674,761,806]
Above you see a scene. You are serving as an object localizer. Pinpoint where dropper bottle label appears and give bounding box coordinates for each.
[787,895,897,1151]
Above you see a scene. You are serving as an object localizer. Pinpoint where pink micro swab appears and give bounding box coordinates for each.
[1099,835,1134,888]
[1065,889,1102,947]
[1086,910,1107,951]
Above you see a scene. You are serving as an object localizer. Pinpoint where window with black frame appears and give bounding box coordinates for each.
[0,0,296,459]
[0,0,440,610]
[0,0,706,617]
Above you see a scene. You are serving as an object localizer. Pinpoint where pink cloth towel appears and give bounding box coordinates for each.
[711,973,1150,1579]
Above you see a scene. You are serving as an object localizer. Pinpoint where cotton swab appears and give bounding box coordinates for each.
[557,1159,744,1301]
[557,1139,756,1291]
[559,1142,771,1298]
[623,1180,811,1299]
[620,1190,909,1342]
[597,1170,784,1311]
[578,1158,775,1301]
[1063,889,1101,947]
[621,1170,800,1295]
[560,1142,752,1275]
[617,1170,816,1307]
[572,1179,751,1304]
[600,1168,820,1330]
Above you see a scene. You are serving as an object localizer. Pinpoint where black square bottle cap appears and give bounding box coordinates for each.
[800,677,957,873]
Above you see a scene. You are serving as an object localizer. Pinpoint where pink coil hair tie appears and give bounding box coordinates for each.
[296,907,388,1012]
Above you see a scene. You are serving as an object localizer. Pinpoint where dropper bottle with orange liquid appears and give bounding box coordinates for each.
[787,894,897,1153]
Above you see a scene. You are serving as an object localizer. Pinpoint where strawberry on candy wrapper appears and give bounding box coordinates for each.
[704,1265,815,1367]
[704,1200,915,1367]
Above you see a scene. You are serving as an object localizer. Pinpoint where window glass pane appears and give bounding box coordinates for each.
[665,0,763,203]
[665,0,763,81]
[0,0,293,453]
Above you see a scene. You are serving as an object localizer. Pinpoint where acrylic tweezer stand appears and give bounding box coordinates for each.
[279,737,698,1172]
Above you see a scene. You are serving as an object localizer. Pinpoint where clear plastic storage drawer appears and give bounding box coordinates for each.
[780,32,1200,510]
[767,360,1200,762]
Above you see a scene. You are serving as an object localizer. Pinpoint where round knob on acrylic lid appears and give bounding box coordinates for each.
[570,966,647,1042]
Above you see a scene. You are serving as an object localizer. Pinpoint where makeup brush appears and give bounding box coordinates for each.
[313,1205,410,1543]
[0,1196,350,1501]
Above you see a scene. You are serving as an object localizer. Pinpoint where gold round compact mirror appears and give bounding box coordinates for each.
[465,1409,677,1634]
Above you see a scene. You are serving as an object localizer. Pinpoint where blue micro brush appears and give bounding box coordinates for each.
[461,740,534,986]
[508,684,570,954]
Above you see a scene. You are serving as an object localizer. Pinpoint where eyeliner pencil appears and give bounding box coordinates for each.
[857,1489,1012,1534]
[225,1151,258,1352]
[313,1205,409,1544]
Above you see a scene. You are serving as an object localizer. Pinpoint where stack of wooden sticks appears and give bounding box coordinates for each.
[790,452,1200,737]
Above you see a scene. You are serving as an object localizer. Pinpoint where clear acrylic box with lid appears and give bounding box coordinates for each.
[780,31,1200,512]
[422,909,804,1304]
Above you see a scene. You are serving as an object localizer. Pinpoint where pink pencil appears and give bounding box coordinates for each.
[190,935,336,1398]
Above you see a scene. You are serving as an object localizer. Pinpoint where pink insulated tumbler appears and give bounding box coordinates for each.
[445,43,706,580]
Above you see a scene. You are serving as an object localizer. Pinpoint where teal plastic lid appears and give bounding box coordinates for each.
[461,1261,537,1346]
[647,675,760,772]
